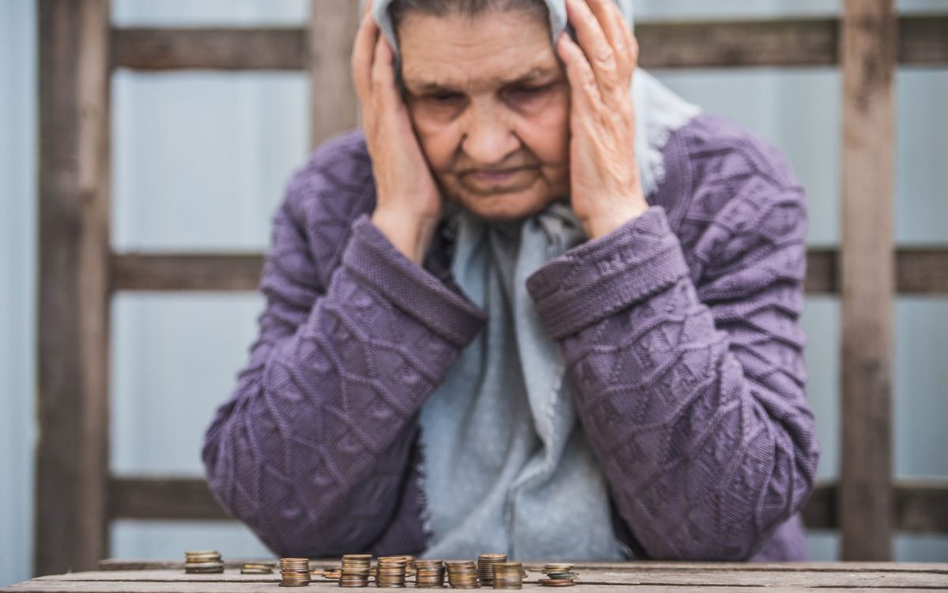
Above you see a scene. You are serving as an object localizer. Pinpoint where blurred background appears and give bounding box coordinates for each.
[1,0,946,587]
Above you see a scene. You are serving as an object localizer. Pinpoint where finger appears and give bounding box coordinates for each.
[352,9,380,99]
[362,0,373,17]
[565,0,621,96]
[606,1,637,83]
[556,32,602,110]
[371,33,398,97]
[587,0,629,71]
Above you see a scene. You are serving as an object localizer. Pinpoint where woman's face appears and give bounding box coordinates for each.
[398,8,571,221]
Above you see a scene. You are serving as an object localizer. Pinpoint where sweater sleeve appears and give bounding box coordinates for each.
[202,149,486,556]
[526,159,819,560]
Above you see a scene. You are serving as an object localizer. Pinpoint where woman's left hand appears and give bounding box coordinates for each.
[557,0,648,239]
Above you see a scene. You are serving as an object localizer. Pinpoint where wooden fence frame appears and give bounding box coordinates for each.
[35,0,948,576]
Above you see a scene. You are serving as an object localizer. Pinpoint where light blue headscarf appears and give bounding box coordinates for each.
[365,0,700,560]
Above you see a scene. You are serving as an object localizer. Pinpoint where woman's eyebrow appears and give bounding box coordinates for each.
[407,66,559,93]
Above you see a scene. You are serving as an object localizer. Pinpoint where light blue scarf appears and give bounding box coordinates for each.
[367,0,701,560]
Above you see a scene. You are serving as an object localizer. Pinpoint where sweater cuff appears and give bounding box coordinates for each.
[526,206,689,340]
[343,215,487,347]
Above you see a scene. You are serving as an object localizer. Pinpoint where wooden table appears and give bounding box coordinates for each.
[4,561,947,593]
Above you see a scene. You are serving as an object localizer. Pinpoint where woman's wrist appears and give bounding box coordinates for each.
[370,206,438,265]
[582,202,649,239]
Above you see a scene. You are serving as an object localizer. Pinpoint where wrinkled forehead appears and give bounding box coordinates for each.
[362,0,635,57]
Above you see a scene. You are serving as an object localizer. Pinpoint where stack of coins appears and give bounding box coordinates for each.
[491,563,523,590]
[445,561,479,589]
[375,556,408,588]
[538,564,577,587]
[241,562,275,575]
[403,556,416,578]
[414,560,445,588]
[184,551,224,574]
[321,567,341,581]
[477,554,507,587]
[340,554,373,588]
[280,558,312,587]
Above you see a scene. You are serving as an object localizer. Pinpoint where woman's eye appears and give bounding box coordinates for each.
[430,92,462,103]
[507,85,549,102]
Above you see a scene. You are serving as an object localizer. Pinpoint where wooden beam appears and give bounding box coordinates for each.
[637,18,839,69]
[839,0,896,561]
[900,14,948,65]
[309,0,361,147]
[896,248,948,294]
[109,478,232,521]
[36,0,112,576]
[111,28,306,71]
[109,477,948,533]
[803,481,948,534]
[108,249,948,294]
[109,16,948,72]
[112,254,264,292]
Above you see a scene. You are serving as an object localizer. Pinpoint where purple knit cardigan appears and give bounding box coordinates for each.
[202,113,820,562]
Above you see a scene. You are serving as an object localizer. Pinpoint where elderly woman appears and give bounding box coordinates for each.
[203,0,819,562]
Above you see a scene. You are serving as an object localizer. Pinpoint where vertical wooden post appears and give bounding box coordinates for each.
[309,0,361,148]
[36,0,112,576]
[840,0,896,561]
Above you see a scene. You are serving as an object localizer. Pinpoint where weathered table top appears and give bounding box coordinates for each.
[4,560,947,593]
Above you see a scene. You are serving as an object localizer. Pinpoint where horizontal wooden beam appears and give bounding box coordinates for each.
[110,16,948,72]
[109,477,232,521]
[111,253,263,292]
[639,14,948,69]
[111,27,306,71]
[110,249,948,294]
[110,476,948,534]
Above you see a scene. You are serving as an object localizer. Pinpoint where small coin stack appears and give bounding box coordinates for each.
[538,564,578,587]
[280,558,312,587]
[477,554,507,587]
[184,550,224,574]
[321,567,341,581]
[445,561,479,589]
[241,562,274,575]
[339,554,373,588]
[414,560,445,588]
[375,556,409,588]
[491,563,523,590]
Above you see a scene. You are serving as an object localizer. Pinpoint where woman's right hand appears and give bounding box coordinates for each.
[352,0,442,264]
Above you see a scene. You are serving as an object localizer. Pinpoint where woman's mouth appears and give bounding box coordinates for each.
[463,167,536,193]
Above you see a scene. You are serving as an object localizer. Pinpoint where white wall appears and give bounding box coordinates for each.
[2,0,947,586]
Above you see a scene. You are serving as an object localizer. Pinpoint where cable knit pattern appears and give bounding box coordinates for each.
[203,113,819,561]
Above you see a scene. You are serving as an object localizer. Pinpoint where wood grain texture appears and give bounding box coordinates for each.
[108,249,948,294]
[109,478,232,521]
[111,254,264,292]
[112,28,306,71]
[839,0,897,562]
[309,0,360,148]
[36,0,112,577]
[109,16,948,72]
[108,477,948,533]
[5,565,947,592]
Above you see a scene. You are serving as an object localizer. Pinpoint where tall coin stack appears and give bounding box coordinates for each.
[477,554,507,587]
[375,556,408,588]
[491,563,523,590]
[280,558,311,587]
[413,560,445,588]
[339,554,373,588]
[445,561,479,589]
[538,564,577,587]
[184,550,224,574]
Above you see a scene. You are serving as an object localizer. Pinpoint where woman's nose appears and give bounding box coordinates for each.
[461,103,520,166]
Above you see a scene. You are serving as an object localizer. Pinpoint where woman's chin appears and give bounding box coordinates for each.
[448,187,564,222]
